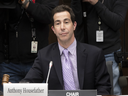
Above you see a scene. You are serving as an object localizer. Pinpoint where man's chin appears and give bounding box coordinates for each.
[59,38,68,43]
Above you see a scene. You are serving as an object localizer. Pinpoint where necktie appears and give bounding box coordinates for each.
[62,49,76,90]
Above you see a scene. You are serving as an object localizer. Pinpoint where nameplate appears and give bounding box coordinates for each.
[4,83,48,96]
[48,90,97,96]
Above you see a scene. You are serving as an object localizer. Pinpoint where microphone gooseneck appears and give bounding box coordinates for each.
[46,61,53,83]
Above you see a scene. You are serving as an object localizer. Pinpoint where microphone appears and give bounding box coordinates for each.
[46,61,53,83]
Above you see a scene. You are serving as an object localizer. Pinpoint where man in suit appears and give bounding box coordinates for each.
[20,5,111,95]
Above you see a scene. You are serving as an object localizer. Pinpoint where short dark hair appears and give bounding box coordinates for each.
[51,5,75,26]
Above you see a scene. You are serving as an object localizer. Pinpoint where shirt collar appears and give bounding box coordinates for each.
[58,39,77,56]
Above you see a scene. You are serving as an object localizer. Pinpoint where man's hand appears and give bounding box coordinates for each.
[18,0,29,8]
[18,0,24,4]
[82,0,98,5]
[21,0,25,3]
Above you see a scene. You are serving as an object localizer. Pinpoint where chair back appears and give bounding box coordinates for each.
[106,61,114,94]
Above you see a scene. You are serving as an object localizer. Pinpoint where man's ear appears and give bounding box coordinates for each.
[51,26,55,34]
[73,21,77,30]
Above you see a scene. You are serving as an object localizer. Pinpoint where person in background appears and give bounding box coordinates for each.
[71,0,128,94]
[0,8,5,93]
[20,5,111,95]
[0,0,59,92]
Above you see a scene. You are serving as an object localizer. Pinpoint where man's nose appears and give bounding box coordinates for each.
[60,23,65,30]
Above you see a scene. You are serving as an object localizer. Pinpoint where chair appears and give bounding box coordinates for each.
[106,61,114,94]
[118,75,127,88]
[106,61,128,95]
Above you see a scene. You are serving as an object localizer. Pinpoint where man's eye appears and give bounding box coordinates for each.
[56,23,60,25]
[65,22,69,24]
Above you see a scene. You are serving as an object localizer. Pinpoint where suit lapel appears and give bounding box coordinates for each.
[77,42,87,89]
[51,42,87,89]
[52,43,64,87]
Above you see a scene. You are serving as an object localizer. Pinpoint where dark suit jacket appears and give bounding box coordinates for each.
[21,42,111,95]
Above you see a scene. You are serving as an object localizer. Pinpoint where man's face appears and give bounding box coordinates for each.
[51,11,77,44]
